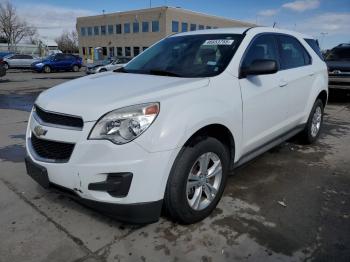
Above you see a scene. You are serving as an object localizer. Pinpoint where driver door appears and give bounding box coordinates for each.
[239,34,289,155]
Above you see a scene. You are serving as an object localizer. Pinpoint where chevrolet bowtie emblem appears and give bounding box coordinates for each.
[34,125,47,137]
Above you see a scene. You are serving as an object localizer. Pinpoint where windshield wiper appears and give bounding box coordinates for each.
[113,67,128,73]
[149,69,180,77]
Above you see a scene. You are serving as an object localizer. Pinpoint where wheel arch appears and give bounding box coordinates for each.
[317,90,328,108]
[182,124,236,169]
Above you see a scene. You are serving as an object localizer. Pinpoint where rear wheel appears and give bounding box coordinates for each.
[300,99,324,144]
[164,137,230,224]
[43,65,51,73]
[72,65,79,72]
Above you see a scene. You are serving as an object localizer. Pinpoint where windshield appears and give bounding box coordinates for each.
[326,47,350,61]
[121,34,243,77]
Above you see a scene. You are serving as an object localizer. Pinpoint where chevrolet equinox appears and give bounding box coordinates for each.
[25,27,328,224]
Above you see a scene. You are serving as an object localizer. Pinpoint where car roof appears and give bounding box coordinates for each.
[171,26,313,40]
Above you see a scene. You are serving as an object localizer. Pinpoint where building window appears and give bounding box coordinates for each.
[133,22,139,33]
[102,47,107,56]
[213,26,218,29]
[116,47,123,57]
[81,27,86,36]
[198,25,204,30]
[94,26,99,35]
[125,47,131,57]
[181,22,188,32]
[190,24,196,31]
[109,47,115,57]
[206,26,211,29]
[101,25,106,35]
[152,20,159,32]
[82,47,86,55]
[142,21,149,32]
[87,27,92,36]
[124,23,130,33]
[142,46,148,51]
[108,25,114,34]
[133,47,140,57]
[116,24,122,34]
[88,47,93,55]
[172,21,179,32]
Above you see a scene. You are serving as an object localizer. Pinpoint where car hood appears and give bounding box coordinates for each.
[326,60,350,72]
[35,72,210,121]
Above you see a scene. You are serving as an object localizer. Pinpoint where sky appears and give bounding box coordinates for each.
[8,0,350,49]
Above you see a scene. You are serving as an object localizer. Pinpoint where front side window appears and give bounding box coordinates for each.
[182,22,188,32]
[152,20,159,32]
[101,25,106,35]
[172,21,179,32]
[124,23,130,34]
[94,26,99,35]
[133,22,139,33]
[278,35,311,70]
[122,34,243,78]
[142,21,149,32]
[108,25,114,34]
[242,34,279,69]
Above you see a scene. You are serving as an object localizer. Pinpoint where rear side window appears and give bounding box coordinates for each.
[242,34,279,68]
[305,39,324,60]
[278,35,311,70]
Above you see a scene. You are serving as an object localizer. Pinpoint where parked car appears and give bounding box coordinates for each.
[25,27,328,224]
[86,57,131,74]
[0,63,6,77]
[31,53,82,73]
[2,54,41,69]
[325,43,350,89]
[0,51,14,59]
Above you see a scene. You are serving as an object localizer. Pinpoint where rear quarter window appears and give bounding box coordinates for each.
[305,39,324,60]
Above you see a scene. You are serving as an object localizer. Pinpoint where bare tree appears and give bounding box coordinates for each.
[55,30,79,53]
[0,1,37,51]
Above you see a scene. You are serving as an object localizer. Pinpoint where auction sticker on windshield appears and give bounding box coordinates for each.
[203,39,234,45]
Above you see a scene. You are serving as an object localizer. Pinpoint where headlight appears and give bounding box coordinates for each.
[89,103,160,144]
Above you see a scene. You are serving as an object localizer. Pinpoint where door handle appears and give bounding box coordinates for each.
[279,80,288,87]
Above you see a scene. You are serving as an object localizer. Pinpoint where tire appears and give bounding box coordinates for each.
[72,65,79,72]
[300,99,324,144]
[4,62,9,70]
[164,137,230,224]
[43,65,51,73]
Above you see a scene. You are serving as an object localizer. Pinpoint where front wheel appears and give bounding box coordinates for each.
[72,65,79,72]
[164,137,230,224]
[300,99,324,144]
[43,65,51,73]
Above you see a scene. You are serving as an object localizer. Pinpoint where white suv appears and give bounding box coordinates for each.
[25,27,328,224]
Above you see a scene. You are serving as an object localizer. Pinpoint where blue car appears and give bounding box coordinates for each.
[0,51,14,59]
[31,53,82,73]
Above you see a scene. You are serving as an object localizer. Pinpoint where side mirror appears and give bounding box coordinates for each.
[240,59,278,78]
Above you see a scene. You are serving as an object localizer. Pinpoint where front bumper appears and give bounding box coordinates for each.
[25,110,176,223]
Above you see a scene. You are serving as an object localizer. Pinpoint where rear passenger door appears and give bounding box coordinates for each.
[239,34,289,154]
[276,35,314,127]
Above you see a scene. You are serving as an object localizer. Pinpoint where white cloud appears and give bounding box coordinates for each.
[282,0,320,12]
[296,12,350,36]
[258,9,279,17]
[16,3,95,42]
